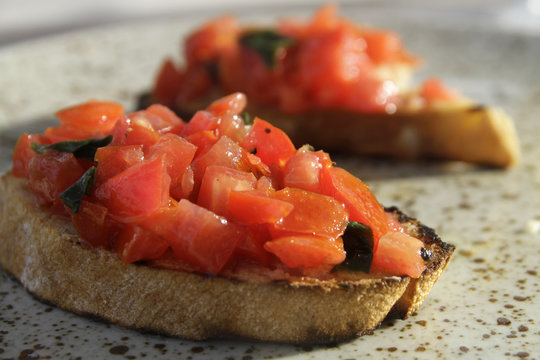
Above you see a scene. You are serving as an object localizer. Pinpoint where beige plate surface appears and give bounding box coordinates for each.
[0,2,539,359]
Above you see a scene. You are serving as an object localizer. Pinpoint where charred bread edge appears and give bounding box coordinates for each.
[138,92,520,168]
[0,173,453,344]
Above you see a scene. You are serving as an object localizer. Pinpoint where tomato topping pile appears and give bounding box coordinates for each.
[12,95,428,277]
[151,5,458,115]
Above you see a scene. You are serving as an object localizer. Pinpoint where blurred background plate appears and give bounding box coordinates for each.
[0,1,539,359]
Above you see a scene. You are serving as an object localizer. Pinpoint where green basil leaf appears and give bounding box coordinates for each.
[240,111,252,126]
[59,166,96,213]
[333,221,374,273]
[239,30,295,68]
[31,135,113,160]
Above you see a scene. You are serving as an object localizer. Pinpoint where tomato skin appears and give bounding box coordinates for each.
[165,199,244,274]
[27,151,86,214]
[264,235,345,269]
[114,225,169,264]
[207,92,247,117]
[93,156,171,220]
[228,190,293,225]
[70,200,117,248]
[371,232,426,278]
[320,166,388,251]
[94,145,144,184]
[12,133,47,178]
[55,100,124,133]
[197,165,256,216]
[240,118,296,169]
[269,187,348,239]
[44,124,103,143]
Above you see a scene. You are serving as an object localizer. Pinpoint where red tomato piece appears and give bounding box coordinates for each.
[370,232,426,278]
[181,165,195,200]
[94,145,144,184]
[320,166,388,251]
[114,225,169,264]
[71,200,117,248]
[93,156,171,220]
[420,77,458,102]
[228,190,293,225]
[363,30,405,64]
[234,224,274,266]
[174,63,213,105]
[240,118,296,169]
[27,151,86,214]
[111,113,160,152]
[206,92,247,117]
[185,15,238,64]
[182,110,218,137]
[185,130,218,158]
[385,212,405,233]
[152,58,185,107]
[197,165,256,216]
[147,133,197,199]
[270,187,348,239]
[264,235,345,269]
[12,133,47,178]
[191,136,246,191]
[145,104,186,134]
[55,100,124,133]
[166,199,244,274]
[282,147,323,193]
[44,124,103,143]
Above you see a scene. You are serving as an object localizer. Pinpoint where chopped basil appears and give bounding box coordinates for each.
[239,30,295,68]
[240,111,252,126]
[59,166,96,213]
[31,135,113,160]
[333,221,374,273]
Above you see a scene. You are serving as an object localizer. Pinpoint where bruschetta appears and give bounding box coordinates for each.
[141,4,520,167]
[0,94,454,343]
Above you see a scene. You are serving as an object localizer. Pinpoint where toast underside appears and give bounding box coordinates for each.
[0,174,453,344]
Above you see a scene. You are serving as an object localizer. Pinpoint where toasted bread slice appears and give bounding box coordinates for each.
[139,92,519,168]
[0,173,454,344]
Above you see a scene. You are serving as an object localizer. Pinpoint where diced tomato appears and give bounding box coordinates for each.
[165,199,244,274]
[12,133,47,178]
[385,212,405,233]
[282,147,323,193]
[93,156,171,220]
[371,232,426,278]
[191,136,246,190]
[234,224,275,266]
[174,63,214,105]
[185,130,218,158]
[152,58,185,107]
[184,15,239,64]
[145,104,186,134]
[197,165,256,216]
[55,100,124,133]
[114,225,169,264]
[255,176,275,195]
[207,92,247,117]
[420,77,458,103]
[269,187,348,239]
[182,110,218,137]
[27,151,86,214]
[44,124,103,143]
[181,165,195,200]
[70,200,117,248]
[320,166,388,251]
[240,118,296,169]
[94,145,144,184]
[228,190,293,224]
[111,113,160,152]
[264,235,345,268]
[147,133,197,199]
[363,30,405,64]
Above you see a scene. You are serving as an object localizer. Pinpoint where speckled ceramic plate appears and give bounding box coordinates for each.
[1,3,539,359]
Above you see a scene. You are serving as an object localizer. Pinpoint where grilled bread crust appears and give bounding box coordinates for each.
[0,173,454,344]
